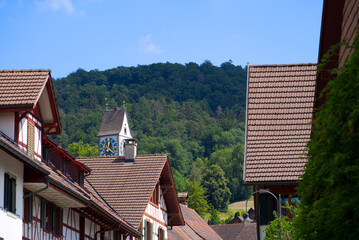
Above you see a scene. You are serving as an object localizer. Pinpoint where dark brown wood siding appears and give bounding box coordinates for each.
[339,0,359,67]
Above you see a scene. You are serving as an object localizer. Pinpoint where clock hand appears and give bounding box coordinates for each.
[108,148,115,153]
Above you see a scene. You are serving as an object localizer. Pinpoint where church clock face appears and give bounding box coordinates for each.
[99,137,118,156]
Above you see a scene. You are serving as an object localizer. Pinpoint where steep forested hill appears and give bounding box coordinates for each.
[52,61,250,208]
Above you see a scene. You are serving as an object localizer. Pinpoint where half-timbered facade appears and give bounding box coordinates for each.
[0,70,140,240]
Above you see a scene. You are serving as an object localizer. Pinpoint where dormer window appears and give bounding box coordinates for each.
[78,170,84,186]
[61,159,67,175]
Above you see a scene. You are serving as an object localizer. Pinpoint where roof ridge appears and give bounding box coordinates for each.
[77,153,168,159]
[249,63,317,67]
[0,69,51,72]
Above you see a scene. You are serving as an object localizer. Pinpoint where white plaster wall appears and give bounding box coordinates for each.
[259,225,268,240]
[34,126,42,157]
[144,185,168,240]
[19,118,28,145]
[0,112,15,140]
[119,113,132,138]
[0,149,24,240]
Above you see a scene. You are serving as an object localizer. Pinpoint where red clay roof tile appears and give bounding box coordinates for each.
[0,70,50,108]
[244,63,317,183]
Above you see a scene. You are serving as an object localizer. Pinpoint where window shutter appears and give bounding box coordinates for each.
[158,227,160,240]
[28,122,35,156]
[58,208,63,236]
[10,178,16,213]
[40,198,46,228]
[150,222,153,240]
[28,195,33,222]
[144,221,147,240]
[4,173,10,210]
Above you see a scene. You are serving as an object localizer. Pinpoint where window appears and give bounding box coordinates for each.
[281,195,300,218]
[78,170,84,186]
[158,227,165,240]
[4,173,16,214]
[50,203,56,233]
[41,199,62,235]
[24,195,33,222]
[61,159,67,175]
[40,198,47,229]
[150,183,159,205]
[144,220,153,240]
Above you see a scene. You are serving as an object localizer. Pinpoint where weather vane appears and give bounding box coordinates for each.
[105,98,108,110]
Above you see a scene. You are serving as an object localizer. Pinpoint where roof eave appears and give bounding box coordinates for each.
[243,180,301,186]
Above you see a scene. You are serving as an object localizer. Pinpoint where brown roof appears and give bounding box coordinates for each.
[78,154,184,227]
[98,108,131,136]
[0,69,50,108]
[244,63,317,183]
[0,69,61,134]
[168,204,223,240]
[211,223,257,240]
[0,129,138,236]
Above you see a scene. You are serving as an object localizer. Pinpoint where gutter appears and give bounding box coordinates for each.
[243,181,301,186]
[24,176,49,199]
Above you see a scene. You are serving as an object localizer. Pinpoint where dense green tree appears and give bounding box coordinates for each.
[294,41,359,239]
[187,180,210,217]
[209,208,220,225]
[68,140,98,157]
[202,164,231,211]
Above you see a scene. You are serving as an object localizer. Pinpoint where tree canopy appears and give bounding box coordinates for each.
[294,41,359,239]
[52,61,250,213]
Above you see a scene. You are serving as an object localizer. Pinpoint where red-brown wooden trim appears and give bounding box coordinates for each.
[160,207,167,213]
[63,223,80,233]
[45,76,62,134]
[14,112,19,143]
[18,141,27,148]
[143,213,167,227]
[149,201,159,209]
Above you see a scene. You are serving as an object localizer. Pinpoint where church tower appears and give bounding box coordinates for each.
[97,107,133,156]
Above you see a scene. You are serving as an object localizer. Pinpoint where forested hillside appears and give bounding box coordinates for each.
[52,61,250,213]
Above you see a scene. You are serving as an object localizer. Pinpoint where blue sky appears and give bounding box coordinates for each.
[0,0,323,79]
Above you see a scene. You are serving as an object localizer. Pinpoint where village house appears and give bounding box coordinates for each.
[243,0,359,239]
[0,70,141,240]
[78,108,184,240]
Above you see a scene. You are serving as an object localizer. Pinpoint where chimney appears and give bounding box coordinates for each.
[124,139,137,163]
[177,192,188,206]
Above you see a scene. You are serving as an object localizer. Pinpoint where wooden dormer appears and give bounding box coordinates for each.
[0,69,61,161]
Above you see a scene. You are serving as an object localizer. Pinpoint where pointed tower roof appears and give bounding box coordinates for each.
[98,107,131,137]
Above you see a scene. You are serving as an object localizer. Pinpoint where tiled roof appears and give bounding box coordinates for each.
[244,63,317,183]
[0,69,50,108]
[211,223,257,240]
[168,204,223,240]
[78,154,183,227]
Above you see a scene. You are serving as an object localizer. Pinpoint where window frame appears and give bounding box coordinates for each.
[4,172,16,214]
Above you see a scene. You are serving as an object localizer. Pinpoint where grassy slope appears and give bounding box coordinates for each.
[203,198,254,221]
